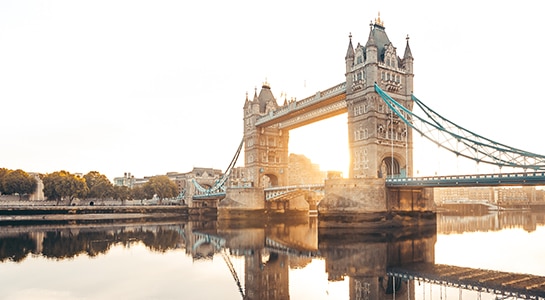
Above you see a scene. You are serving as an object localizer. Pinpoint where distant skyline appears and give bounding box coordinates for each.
[1,1,544,180]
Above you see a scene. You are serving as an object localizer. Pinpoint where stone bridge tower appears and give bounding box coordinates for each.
[345,16,414,179]
[243,83,289,188]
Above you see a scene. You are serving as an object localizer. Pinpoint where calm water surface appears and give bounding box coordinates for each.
[1,211,544,300]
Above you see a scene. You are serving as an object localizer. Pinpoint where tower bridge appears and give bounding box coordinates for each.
[189,16,545,225]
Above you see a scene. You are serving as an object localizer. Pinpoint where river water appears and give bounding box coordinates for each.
[0,211,544,300]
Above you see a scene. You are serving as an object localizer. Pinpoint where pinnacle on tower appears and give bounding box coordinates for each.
[345,32,355,60]
[404,34,413,59]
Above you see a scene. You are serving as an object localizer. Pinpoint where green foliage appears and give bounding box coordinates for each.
[0,168,9,194]
[0,169,37,199]
[83,171,113,200]
[112,185,130,202]
[130,185,148,200]
[42,171,89,204]
[144,175,179,203]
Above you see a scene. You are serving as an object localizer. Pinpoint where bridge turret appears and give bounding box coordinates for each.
[344,14,414,179]
[402,35,414,94]
[364,21,379,86]
[345,33,355,92]
[242,82,289,188]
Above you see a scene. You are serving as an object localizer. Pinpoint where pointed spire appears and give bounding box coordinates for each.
[403,34,413,59]
[365,21,376,48]
[345,32,354,60]
[253,87,258,101]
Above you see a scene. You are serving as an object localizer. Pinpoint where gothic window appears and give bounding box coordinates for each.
[378,124,384,137]
[248,154,254,163]
[356,55,363,64]
[364,148,369,169]
[356,72,362,81]
[354,124,367,141]
[379,104,384,113]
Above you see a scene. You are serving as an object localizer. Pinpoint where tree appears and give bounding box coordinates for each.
[130,185,148,201]
[1,169,37,200]
[0,168,10,194]
[144,175,178,204]
[42,171,89,205]
[83,171,113,200]
[112,185,130,204]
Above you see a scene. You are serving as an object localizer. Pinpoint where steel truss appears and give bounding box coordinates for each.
[375,84,545,171]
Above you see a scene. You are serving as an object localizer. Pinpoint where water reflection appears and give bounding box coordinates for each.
[1,211,545,299]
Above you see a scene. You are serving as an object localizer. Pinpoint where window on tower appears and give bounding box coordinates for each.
[356,55,363,64]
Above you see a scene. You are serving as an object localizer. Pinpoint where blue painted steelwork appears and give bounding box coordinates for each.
[375,84,545,171]
[386,172,545,187]
[192,138,244,200]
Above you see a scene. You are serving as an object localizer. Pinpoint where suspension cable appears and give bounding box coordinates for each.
[374,84,545,171]
[193,138,244,194]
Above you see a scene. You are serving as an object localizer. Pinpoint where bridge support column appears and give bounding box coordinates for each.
[218,187,311,221]
[318,178,436,228]
[386,187,435,211]
[218,187,265,220]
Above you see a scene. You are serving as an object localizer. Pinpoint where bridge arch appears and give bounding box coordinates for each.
[261,173,279,188]
[380,156,403,177]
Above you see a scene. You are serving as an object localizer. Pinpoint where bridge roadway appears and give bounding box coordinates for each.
[386,171,545,187]
[388,263,545,299]
[193,172,545,200]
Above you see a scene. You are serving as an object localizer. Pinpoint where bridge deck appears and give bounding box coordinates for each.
[388,263,545,298]
[386,172,545,187]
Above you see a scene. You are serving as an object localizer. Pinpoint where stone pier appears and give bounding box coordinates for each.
[318,178,436,228]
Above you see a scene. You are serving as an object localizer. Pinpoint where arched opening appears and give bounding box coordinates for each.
[380,157,401,177]
[261,174,279,188]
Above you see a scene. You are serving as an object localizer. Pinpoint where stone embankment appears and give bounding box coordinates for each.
[0,197,190,224]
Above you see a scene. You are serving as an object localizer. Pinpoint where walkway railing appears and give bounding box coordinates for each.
[386,172,545,187]
[264,184,324,201]
[255,82,346,126]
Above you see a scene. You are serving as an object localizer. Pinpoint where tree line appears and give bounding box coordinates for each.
[0,168,179,205]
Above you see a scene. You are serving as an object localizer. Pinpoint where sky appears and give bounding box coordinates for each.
[1,1,544,181]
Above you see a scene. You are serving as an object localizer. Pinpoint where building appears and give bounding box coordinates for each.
[287,153,326,185]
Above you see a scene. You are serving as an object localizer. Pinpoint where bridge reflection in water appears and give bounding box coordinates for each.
[1,212,545,299]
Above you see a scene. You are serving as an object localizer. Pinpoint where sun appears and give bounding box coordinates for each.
[288,113,349,177]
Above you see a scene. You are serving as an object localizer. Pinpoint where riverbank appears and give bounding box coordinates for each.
[0,204,193,225]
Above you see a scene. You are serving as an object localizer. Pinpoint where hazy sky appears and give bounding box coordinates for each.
[1,1,544,180]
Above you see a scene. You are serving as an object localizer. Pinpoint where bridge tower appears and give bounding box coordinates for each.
[345,16,414,179]
[243,82,290,188]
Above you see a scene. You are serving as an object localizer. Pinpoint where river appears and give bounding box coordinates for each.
[0,210,544,300]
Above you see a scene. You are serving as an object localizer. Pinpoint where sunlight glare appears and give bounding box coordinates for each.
[288,113,349,177]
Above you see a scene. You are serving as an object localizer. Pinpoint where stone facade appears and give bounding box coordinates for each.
[344,19,414,179]
[243,83,290,188]
[287,153,326,185]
